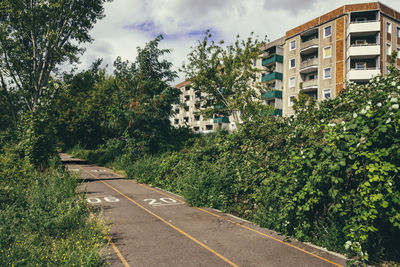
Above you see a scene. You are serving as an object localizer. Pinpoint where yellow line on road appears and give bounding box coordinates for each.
[81,168,238,267]
[74,186,130,267]
[82,165,344,267]
[133,182,344,267]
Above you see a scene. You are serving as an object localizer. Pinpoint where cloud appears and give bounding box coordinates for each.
[263,0,318,15]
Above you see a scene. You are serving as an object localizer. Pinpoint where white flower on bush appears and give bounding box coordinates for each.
[360,108,367,115]
[345,241,352,250]
[392,81,397,86]
[386,118,391,124]
[390,97,398,103]
[391,104,399,110]
[353,113,358,119]
[377,102,382,107]
[327,123,336,127]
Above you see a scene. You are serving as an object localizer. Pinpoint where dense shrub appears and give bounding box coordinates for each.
[0,150,106,266]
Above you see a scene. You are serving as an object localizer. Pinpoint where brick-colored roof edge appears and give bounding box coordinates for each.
[174,80,191,88]
[284,2,400,40]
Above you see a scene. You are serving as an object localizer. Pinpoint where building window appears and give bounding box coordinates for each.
[174,119,179,124]
[193,126,199,131]
[397,27,400,38]
[324,25,332,38]
[174,108,180,114]
[323,46,332,58]
[290,58,295,69]
[184,106,189,112]
[398,48,400,59]
[387,43,392,55]
[253,59,257,66]
[355,62,367,70]
[184,117,189,123]
[387,22,392,34]
[289,76,295,88]
[289,96,295,107]
[194,115,200,121]
[290,40,296,51]
[206,125,213,130]
[323,89,331,99]
[386,66,390,74]
[323,67,331,79]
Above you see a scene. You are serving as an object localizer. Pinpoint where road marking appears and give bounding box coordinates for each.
[75,189,130,267]
[133,182,345,267]
[87,196,120,204]
[80,167,238,267]
[76,164,344,267]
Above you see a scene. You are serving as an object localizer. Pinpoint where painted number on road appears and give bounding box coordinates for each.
[143,198,182,207]
[87,196,120,204]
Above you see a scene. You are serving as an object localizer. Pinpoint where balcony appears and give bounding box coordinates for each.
[300,58,318,74]
[348,20,380,34]
[300,38,319,54]
[214,117,229,123]
[301,79,318,91]
[347,44,380,58]
[262,54,283,66]
[347,68,380,81]
[261,90,282,100]
[262,72,283,82]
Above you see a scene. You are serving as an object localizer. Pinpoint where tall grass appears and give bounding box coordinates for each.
[0,151,107,266]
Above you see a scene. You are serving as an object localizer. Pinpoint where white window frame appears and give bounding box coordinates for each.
[323,67,331,79]
[323,46,332,59]
[289,96,295,107]
[323,25,332,38]
[387,22,392,34]
[290,40,296,51]
[323,88,331,99]
[386,43,392,55]
[289,58,296,69]
[289,76,295,88]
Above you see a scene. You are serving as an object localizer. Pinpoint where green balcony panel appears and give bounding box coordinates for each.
[262,72,283,82]
[262,90,282,99]
[272,109,282,116]
[262,54,283,66]
[261,109,282,117]
[214,105,225,109]
[214,117,229,123]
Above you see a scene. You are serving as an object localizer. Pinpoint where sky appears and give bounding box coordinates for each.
[76,0,400,84]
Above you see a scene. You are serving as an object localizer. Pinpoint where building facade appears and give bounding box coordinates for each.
[282,2,400,116]
[171,2,400,132]
[170,81,236,133]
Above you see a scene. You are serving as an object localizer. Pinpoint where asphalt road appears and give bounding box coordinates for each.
[61,153,347,267]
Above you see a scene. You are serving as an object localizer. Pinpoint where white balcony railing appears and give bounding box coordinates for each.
[348,21,380,34]
[348,44,380,57]
[347,68,380,81]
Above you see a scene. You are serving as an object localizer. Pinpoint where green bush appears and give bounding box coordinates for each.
[0,151,106,266]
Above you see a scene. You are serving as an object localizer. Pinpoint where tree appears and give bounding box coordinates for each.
[182,31,269,128]
[0,0,111,114]
[0,0,111,167]
[112,35,181,155]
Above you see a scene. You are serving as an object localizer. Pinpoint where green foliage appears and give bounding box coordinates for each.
[0,150,106,266]
[182,31,269,127]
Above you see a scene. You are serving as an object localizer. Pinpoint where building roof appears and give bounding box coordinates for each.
[285,2,400,40]
[174,80,191,88]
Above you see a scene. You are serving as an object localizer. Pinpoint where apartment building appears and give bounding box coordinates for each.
[282,2,400,116]
[258,37,285,116]
[171,2,400,131]
[170,81,235,133]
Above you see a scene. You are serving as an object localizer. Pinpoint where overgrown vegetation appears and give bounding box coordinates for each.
[72,67,400,264]
[0,148,107,266]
